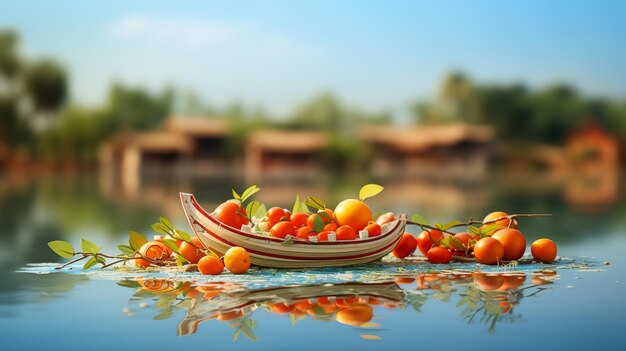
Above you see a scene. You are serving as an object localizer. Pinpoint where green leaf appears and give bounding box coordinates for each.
[47,241,75,258]
[480,223,504,236]
[439,237,450,248]
[116,280,141,289]
[449,236,465,250]
[317,210,332,221]
[468,225,481,235]
[439,220,463,231]
[246,200,261,219]
[80,238,100,254]
[160,217,174,231]
[82,256,98,270]
[411,214,430,226]
[174,229,192,242]
[241,185,260,203]
[254,203,267,219]
[94,254,106,265]
[300,202,309,213]
[129,231,148,251]
[232,189,241,201]
[313,215,325,232]
[359,183,384,201]
[175,254,187,267]
[292,195,301,214]
[117,244,135,256]
[305,196,325,211]
[151,223,170,236]
[161,239,181,255]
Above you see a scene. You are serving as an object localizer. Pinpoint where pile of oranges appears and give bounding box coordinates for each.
[393,211,558,265]
[255,199,390,242]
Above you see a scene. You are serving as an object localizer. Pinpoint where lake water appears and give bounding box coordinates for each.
[1,173,625,350]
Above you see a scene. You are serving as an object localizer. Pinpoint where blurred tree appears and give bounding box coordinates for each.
[420,72,482,124]
[103,83,173,132]
[0,28,68,151]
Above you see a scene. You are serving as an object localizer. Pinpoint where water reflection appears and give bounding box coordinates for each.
[117,271,556,340]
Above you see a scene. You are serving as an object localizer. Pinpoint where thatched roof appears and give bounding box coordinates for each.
[359,123,493,152]
[247,130,328,153]
[164,117,228,137]
[104,131,194,153]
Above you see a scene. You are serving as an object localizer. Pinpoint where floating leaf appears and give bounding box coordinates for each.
[80,238,100,254]
[246,200,261,220]
[360,334,382,340]
[292,195,301,214]
[159,217,174,231]
[174,229,192,242]
[117,244,135,256]
[359,183,384,201]
[82,256,98,270]
[241,185,260,203]
[411,214,430,226]
[305,196,325,211]
[116,280,141,289]
[129,231,148,251]
[48,241,75,258]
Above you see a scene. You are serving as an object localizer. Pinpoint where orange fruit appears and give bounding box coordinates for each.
[492,229,526,260]
[335,304,373,327]
[290,212,309,228]
[215,201,249,230]
[364,222,382,237]
[482,211,517,233]
[416,229,443,256]
[135,241,169,268]
[152,235,174,256]
[336,225,357,240]
[473,237,504,265]
[223,246,251,274]
[179,237,206,264]
[270,221,295,239]
[267,207,288,227]
[317,230,332,242]
[323,222,339,231]
[531,238,557,262]
[392,233,417,258]
[334,199,372,231]
[296,226,315,240]
[198,255,224,275]
[426,247,452,264]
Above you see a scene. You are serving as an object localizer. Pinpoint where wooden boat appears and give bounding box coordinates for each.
[180,192,407,268]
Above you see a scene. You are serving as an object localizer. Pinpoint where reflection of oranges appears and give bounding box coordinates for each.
[137,279,174,292]
[498,275,526,291]
[224,247,251,274]
[531,238,557,262]
[492,229,526,261]
[474,237,504,265]
[334,199,372,231]
[474,274,505,291]
[216,309,244,321]
[336,304,373,327]
[198,256,224,275]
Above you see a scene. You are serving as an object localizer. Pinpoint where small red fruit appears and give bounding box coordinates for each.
[270,221,295,239]
[416,230,443,256]
[393,233,417,259]
[290,212,309,228]
[214,201,249,230]
[427,247,452,264]
[267,207,288,227]
[364,222,382,237]
[336,225,357,240]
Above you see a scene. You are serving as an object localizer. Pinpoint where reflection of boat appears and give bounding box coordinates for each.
[178,281,404,336]
[180,193,407,268]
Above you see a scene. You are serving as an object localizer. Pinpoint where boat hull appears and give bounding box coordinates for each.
[180,193,406,268]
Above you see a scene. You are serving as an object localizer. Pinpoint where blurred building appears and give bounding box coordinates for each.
[245,130,328,180]
[359,123,493,179]
[99,117,233,193]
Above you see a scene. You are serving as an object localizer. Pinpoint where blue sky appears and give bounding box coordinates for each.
[2,0,625,117]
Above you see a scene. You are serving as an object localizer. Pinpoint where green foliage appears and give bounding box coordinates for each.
[48,241,75,258]
[128,231,148,251]
[80,238,100,254]
[305,196,325,211]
